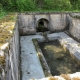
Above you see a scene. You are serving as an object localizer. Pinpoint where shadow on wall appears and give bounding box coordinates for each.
[36,18,49,32]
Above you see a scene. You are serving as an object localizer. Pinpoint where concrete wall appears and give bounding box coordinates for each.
[18,12,80,41]
[18,14,36,35]
[18,13,68,35]
[5,22,20,80]
[49,14,67,31]
[69,13,80,40]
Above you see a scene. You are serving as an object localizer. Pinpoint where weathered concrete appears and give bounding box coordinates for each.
[49,14,67,31]
[33,39,52,77]
[18,13,80,40]
[18,13,69,35]
[5,22,20,80]
[20,32,80,80]
[20,35,45,80]
[18,14,36,35]
[69,13,80,40]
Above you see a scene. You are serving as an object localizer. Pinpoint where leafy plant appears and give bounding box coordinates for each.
[0,0,80,12]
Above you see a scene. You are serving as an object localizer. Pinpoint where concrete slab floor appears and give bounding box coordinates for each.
[20,35,45,80]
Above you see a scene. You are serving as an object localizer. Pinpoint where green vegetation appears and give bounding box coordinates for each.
[0,56,5,67]
[0,0,80,19]
[0,0,80,12]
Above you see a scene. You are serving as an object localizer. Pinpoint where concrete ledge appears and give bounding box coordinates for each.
[20,35,45,80]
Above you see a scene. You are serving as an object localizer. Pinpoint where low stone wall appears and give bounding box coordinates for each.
[5,22,20,80]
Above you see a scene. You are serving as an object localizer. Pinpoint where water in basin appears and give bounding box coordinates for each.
[39,40,80,76]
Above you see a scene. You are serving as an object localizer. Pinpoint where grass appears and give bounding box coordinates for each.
[0,56,5,67]
[0,56,5,73]
[0,10,8,19]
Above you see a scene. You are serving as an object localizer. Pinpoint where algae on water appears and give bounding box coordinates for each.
[39,40,80,76]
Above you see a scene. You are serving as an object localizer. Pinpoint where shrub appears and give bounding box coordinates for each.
[16,0,36,11]
[43,0,72,11]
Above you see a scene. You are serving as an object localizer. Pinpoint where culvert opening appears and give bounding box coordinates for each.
[33,39,80,76]
[39,21,44,26]
[36,19,49,32]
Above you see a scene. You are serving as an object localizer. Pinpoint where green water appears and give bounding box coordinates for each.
[39,40,80,76]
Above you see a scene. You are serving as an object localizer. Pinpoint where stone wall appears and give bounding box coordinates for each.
[18,12,80,41]
[18,14,36,35]
[5,22,20,80]
[49,14,67,31]
[69,13,80,41]
[18,13,68,35]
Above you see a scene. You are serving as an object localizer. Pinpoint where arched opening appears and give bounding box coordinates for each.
[36,18,49,32]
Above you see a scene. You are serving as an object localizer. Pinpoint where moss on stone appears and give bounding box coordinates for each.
[0,13,17,47]
[0,56,5,67]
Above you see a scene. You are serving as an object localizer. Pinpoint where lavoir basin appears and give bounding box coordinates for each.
[38,40,80,76]
[32,32,80,77]
[20,32,80,79]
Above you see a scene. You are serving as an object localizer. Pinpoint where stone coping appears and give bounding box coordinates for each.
[18,12,80,15]
[18,12,80,19]
[69,13,80,18]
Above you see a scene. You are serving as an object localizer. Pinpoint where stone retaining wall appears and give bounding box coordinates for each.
[18,13,68,35]
[18,12,80,41]
[5,22,20,80]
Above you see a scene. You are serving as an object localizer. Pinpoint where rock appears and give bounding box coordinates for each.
[54,53,65,59]
[1,43,9,50]
[0,50,4,56]
[70,13,80,18]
